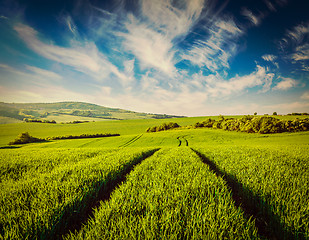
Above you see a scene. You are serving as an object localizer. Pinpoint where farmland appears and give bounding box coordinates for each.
[0,116,308,239]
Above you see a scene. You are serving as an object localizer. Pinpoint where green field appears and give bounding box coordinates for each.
[1,117,308,239]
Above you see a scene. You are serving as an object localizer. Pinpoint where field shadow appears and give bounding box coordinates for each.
[0,145,21,149]
[191,149,300,240]
[47,148,159,240]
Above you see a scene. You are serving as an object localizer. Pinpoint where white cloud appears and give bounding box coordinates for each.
[301,91,309,100]
[262,54,279,68]
[204,65,274,97]
[118,0,206,76]
[262,54,277,62]
[280,22,309,70]
[25,65,62,81]
[285,22,309,44]
[0,64,64,89]
[65,15,77,36]
[14,24,126,82]
[119,15,176,76]
[241,8,262,26]
[291,43,309,61]
[273,77,298,91]
[182,17,242,72]
[140,0,204,39]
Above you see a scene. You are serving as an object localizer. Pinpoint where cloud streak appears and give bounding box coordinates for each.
[241,8,262,26]
[273,77,298,91]
[14,24,127,82]
[182,17,242,72]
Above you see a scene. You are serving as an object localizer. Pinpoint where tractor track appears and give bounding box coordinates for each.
[118,134,143,148]
[191,148,288,240]
[56,148,159,240]
[177,136,189,147]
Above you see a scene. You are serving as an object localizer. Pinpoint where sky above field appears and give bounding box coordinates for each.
[0,0,309,116]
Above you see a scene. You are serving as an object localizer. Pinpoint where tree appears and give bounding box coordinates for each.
[273,112,277,116]
[254,112,257,116]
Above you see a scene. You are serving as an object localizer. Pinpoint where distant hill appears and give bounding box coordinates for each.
[0,102,186,123]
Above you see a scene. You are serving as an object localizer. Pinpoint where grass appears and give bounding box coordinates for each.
[66,148,259,240]
[194,145,309,239]
[0,147,157,239]
[0,116,22,124]
[0,116,308,239]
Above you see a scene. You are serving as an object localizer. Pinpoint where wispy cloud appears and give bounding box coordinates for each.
[241,8,262,26]
[182,17,242,72]
[0,63,63,87]
[262,54,277,62]
[204,65,274,97]
[301,91,309,100]
[118,0,206,76]
[264,0,277,11]
[25,65,62,81]
[119,15,176,76]
[65,15,77,36]
[291,43,309,61]
[140,0,204,39]
[14,23,127,82]
[262,54,279,68]
[279,21,309,71]
[284,22,309,45]
[273,77,298,91]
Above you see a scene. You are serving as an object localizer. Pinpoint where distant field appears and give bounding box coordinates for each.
[44,114,109,123]
[0,116,22,124]
[0,116,308,239]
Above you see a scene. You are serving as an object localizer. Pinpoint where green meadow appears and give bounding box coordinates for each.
[0,116,308,239]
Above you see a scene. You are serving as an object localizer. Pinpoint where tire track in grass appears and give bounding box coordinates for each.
[177,136,189,147]
[118,134,143,148]
[55,148,159,240]
[191,148,283,240]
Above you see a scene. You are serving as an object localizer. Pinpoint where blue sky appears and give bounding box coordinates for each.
[0,0,308,116]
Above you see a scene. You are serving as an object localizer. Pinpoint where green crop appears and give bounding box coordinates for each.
[0,147,157,239]
[194,146,309,239]
[67,148,259,240]
[0,116,308,239]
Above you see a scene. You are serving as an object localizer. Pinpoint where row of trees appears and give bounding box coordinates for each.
[46,133,120,140]
[194,116,309,134]
[24,118,56,123]
[9,132,120,145]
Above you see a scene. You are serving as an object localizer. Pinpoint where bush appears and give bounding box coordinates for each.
[146,122,180,132]
[9,132,46,145]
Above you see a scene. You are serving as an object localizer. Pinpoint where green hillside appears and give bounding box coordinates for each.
[0,102,185,123]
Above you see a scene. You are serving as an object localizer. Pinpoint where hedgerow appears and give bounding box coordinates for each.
[194,116,309,134]
[8,133,120,145]
[46,133,120,140]
[24,118,56,123]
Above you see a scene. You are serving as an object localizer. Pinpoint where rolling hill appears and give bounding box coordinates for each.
[0,102,185,123]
